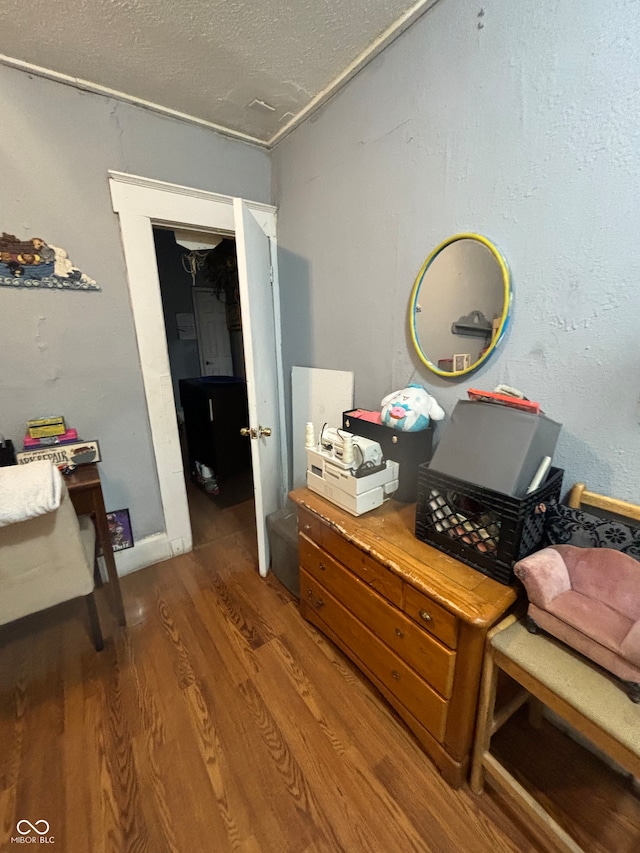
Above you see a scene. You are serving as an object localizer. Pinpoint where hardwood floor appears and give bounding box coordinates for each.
[0,497,638,852]
[186,477,256,551]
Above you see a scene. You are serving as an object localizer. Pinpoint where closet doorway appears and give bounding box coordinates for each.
[153,226,253,550]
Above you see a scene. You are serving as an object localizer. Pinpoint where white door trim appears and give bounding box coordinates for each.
[109,170,277,218]
[109,171,287,559]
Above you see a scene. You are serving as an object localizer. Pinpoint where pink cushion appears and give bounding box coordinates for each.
[547,590,632,655]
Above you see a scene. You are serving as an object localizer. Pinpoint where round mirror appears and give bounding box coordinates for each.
[409,233,511,377]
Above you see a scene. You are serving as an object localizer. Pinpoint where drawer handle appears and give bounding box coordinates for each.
[303,523,311,531]
[391,670,400,680]
[319,562,326,571]
[306,589,324,609]
[419,609,432,623]
[395,628,404,639]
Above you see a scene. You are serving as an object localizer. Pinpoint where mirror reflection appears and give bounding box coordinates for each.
[409,234,511,377]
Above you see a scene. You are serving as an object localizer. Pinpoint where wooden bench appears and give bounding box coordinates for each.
[470,483,640,853]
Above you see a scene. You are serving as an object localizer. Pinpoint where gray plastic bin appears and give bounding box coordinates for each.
[266,508,299,598]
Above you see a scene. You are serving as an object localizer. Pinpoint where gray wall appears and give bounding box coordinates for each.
[0,64,271,542]
[273,0,640,502]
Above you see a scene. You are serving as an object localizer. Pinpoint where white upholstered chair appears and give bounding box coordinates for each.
[0,479,104,650]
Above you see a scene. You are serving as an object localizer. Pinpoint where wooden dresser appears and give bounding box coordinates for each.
[289,488,518,788]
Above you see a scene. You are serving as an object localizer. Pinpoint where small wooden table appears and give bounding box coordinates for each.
[65,464,126,626]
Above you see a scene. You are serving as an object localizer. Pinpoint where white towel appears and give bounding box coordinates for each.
[0,461,63,527]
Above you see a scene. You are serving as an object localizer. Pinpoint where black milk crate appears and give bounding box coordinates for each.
[415,465,564,585]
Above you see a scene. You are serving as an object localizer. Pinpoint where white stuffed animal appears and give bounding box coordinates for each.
[380,384,445,432]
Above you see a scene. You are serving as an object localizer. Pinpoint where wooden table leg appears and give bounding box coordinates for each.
[66,465,127,627]
[95,513,126,626]
[470,614,519,794]
[90,489,127,627]
[470,643,498,794]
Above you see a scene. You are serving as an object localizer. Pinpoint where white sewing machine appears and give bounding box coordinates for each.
[306,426,399,516]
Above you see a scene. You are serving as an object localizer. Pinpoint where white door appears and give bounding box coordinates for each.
[193,288,233,376]
[234,199,282,576]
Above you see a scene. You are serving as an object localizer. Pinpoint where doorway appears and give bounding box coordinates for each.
[109,172,288,576]
[153,226,254,550]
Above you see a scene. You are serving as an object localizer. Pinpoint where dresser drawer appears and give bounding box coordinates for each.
[297,507,403,607]
[300,538,456,698]
[298,507,323,543]
[403,585,459,649]
[318,526,403,606]
[301,569,448,741]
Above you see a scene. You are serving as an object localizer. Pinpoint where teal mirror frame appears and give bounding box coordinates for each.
[409,233,512,378]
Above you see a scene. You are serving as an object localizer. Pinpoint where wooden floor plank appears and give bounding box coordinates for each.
[0,491,638,852]
[127,642,233,852]
[140,571,297,853]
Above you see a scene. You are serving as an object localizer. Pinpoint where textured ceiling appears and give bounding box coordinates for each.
[0,0,436,145]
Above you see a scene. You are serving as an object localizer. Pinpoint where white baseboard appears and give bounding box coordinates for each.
[98,532,175,579]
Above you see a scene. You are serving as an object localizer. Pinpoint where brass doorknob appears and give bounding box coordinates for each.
[240,426,272,439]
